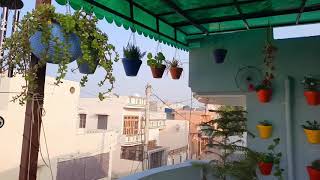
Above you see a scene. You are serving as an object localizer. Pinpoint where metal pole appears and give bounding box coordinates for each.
[142,84,151,170]
[18,1,51,180]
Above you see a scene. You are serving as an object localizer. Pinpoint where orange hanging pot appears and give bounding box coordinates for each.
[170,67,183,80]
[304,91,320,106]
[304,129,320,144]
[150,65,166,79]
[257,89,272,103]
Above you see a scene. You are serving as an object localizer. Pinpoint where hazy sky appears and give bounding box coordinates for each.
[13,1,320,105]
[18,0,191,105]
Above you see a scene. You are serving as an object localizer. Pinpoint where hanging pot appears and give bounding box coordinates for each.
[170,67,183,80]
[29,23,81,64]
[0,0,24,9]
[307,166,320,180]
[257,125,272,139]
[304,91,320,106]
[150,65,166,78]
[304,129,320,144]
[258,162,273,175]
[257,89,272,103]
[213,48,227,64]
[77,59,99,74]
[122,58,142,76]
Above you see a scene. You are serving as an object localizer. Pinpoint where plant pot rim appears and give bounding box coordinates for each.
[304,128,320,131]
[122,58,142,61]
[305,90,319,92]
[170,67,183,70]
[259,161,273,164]
[307,166,320,171]
[257,89,272,91]
[150,64,166,68]
[257,125,272,127]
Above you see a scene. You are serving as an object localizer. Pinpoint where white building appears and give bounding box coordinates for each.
[0,75,117,180]
[79,95,189,179]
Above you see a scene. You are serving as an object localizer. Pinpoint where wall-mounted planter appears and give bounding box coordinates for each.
[304,91,320,106]
[257,125,272,139]
[170,67,183,80]
[307,166,320,180]
[29,23,81,64]
[257,89,272,103]
[304,129,320,144]
[213,49,227,64]
[258,162,273,175]
[122,58,142,76]
[150,65,166,78]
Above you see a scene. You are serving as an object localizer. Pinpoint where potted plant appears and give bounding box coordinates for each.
[122,44,146,76]
[3,4,119,104]
[168,58,183,80]
[257,120,272,139]
[302,120,320,144]
[147,52,166,78]
[257,138,283,177]
[256,79,272,103]
[213,48,227,64]
[302,76,320,106]
[307,160,320,180]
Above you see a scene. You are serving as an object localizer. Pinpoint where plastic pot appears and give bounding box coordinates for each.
[29,23,81,64]
[307,166,320,180]
[304,91,320,106]
[257,89,272,103]
[258,162,273,175]
[122,58,142,76]
[304,129,320,144]
[257,125,272,139]
[150,65,166,78]
[77,59,98,74]
[213,49,227,64]
[170,67,183,80]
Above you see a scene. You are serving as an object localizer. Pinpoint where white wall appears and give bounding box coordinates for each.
[0,76,116,180]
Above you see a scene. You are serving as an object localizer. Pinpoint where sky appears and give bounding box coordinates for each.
[17,0,193,105]
[10,0,320,106]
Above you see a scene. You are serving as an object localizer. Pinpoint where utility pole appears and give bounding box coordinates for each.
[19,0,51,180]
[142,84,151,170]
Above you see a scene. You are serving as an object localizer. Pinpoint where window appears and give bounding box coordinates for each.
[79,114,86,128]
[121,145,143,161]
[123,115,139,135]
[97,115,108,130]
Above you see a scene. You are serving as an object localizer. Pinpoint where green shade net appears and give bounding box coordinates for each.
[56,0,320,49]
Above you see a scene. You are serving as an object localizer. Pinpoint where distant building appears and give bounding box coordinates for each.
[0,75,116,180]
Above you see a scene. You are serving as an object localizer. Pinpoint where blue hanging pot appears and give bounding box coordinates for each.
[122,58,142,76]
[213,48,227,64]
[77,59,99,74]
[29,23,81,64]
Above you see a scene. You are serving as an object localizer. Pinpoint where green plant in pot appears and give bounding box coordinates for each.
[257,120,273,139]
[122,44,146,76]
[307,160,320,180]
[147,52,166,78]
[256,78,272,103]
[168,58,183,80]
[302,120,320,144]
[302,76,320,106]
[257,138,284,178]
[2,4,119,104]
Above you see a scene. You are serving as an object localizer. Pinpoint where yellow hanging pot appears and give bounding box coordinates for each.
[304,129,320,144]
[257,125,273,139]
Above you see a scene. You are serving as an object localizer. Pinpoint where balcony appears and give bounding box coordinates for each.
[119,161,210,180]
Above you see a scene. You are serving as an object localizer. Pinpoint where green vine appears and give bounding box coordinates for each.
[2,4,119,104]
